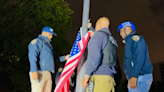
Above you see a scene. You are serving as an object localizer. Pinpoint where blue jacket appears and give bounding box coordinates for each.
[28,35,66,73]
[85,28,117,77]
[124,33,153,79]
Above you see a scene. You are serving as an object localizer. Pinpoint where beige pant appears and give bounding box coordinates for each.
[29,71,52,92]
[86,75,115,92]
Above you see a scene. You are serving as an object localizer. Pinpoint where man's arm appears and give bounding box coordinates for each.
[130,36,146,78]
[85,32,104,76]
[28,39,42,72]
[88,26,95,31]
[87,22,95,32]
[54,55,65,62]
[54,54,70,62]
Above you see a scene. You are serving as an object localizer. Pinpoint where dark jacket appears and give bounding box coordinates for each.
[124,33,153,79]
[85,28,117,77]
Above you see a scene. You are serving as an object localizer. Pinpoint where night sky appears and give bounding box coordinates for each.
[0,1,163,91]
[65,0,164,79]
[65,0,164,65]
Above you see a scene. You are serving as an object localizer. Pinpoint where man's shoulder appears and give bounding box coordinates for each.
[95,30,106,35]
[131,35,144,42]
[29,38,42,45]
[90,31,100,38]
[88,31,105,46]
[29,39,37,45]
[94,31,108,38]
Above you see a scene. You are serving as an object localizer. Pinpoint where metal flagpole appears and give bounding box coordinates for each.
[76,0,90,92]
[81,0,90,37]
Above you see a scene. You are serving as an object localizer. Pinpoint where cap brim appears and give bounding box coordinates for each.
[53,32,57,36]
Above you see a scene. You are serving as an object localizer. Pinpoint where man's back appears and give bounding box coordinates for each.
[85,28,117,77]
[140,38,153,75]
[84,28,117,92]
[82,17,118,92]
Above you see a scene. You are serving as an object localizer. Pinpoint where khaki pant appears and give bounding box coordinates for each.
[29,71,52,92]
[87,75,115,92]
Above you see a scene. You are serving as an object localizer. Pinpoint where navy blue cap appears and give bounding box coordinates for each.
[117,21,136,32]
[42,26,57,36]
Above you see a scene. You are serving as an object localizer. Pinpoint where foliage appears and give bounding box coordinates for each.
[0,0,73,92]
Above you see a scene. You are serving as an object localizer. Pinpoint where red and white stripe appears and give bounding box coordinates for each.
[61,80,69,92]
[54,32,90,92]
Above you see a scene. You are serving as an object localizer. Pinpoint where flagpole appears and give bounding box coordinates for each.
[76,0,90,92]
[81,0,90,37]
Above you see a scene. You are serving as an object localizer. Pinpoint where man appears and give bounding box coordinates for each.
[55,67,63,85]
[117,21,153,92]
[28,26,69,92]
[82,17,118,92]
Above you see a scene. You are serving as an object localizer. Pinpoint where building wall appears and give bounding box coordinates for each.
[159,62,164,81]
[153,63,162,82]
[153,61,164,82]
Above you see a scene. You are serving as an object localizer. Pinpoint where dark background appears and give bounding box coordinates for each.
[0,0,164,92]
[65,0,164,80]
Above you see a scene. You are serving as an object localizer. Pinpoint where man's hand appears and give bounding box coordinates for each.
[32,72,38,80]
[87,23,92,28]
[129,77,137,89]
[65,54,70,60]
[82,77,89,88]
[89,31,94,37]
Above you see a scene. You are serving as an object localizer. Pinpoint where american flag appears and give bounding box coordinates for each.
[54,29,91,92]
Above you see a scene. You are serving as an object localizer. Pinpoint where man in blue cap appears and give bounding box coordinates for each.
[117,21,153,92]
[28,26,70,92]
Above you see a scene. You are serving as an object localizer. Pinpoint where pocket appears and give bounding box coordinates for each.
[104,80,114,92]
[146,74,153,85]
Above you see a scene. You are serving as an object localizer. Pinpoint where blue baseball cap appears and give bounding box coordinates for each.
[117,21,136,32]
[42,26,57,36]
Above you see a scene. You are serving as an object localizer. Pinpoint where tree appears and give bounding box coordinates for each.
[0,0,73,92]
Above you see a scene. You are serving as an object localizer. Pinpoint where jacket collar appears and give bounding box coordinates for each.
[125,32,135,41]
[38,34,50,44]
[123,32,135,44]
[98,28,112,35]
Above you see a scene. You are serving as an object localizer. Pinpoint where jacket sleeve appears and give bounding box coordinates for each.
[85,32,104,76]
[88,26,95,31]
[54,55,66,62]
[130,36,146,78]
[28,39,42,72]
